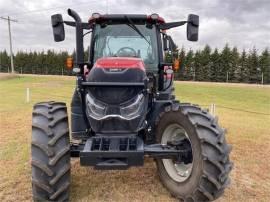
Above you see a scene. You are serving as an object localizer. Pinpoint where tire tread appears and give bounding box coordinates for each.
[155,102,233,201]
[31,101,70,202]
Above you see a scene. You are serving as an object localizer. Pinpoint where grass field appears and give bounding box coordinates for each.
[0,74,270,202]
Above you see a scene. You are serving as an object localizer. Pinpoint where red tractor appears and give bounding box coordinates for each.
[31,9,232,201]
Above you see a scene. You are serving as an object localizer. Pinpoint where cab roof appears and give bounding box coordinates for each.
[88,13,165,25]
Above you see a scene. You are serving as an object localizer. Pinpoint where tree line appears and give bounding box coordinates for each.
[0,50,72,76]
[0,44,269,84]
[174,44,270,84]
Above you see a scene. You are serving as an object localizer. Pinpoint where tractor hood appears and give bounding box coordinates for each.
[88,57,146,83]
[85,57,148,134]
[93,57,145,71]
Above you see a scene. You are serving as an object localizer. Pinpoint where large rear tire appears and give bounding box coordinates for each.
[155,103,233,201]
[31,101,71,201]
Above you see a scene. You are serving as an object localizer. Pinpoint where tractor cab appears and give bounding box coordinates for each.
[89,14,160,72]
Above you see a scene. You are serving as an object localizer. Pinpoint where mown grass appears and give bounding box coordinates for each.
[175,82,270,113]
[0,75,269,202]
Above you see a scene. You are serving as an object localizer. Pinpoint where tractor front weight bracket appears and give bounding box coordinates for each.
[70,136,192,169]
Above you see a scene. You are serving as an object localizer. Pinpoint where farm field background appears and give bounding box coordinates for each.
[0,74,270,202]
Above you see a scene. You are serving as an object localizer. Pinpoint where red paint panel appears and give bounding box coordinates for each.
[94,57,145,71]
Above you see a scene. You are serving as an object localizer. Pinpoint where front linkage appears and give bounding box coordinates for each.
[70,135,192,169]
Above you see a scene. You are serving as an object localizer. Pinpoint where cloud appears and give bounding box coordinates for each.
[0,0,269,53]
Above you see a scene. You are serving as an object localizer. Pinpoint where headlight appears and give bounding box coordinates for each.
[86,93,106,119]
[120,94,144,119]
[86,93,145,120]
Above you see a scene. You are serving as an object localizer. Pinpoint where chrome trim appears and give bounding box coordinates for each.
[88,113,140,121]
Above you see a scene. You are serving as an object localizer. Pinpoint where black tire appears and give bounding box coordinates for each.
[155,103,233,201]
[31,101,71,201]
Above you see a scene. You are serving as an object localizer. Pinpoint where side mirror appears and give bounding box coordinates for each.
[51,14,65,42]
[187,14,199,41]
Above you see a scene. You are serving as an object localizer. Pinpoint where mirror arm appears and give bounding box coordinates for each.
[64,21,91,30]
[159,21,187,30]
[81,23,91,30]
[64,21,76,27]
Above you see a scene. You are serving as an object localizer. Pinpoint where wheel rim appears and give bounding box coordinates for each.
[161,123,193,182]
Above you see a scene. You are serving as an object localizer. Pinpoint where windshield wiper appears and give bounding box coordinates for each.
[125,15,150,45]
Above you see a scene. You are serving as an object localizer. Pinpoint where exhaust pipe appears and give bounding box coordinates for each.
[67,9,84,67]
[67,8,82,23]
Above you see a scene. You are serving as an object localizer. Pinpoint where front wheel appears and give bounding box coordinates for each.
[155,103,233,201]
[31,101,71,201]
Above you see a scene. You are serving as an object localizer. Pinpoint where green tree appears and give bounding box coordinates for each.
[183,49,194,80]
[193,50,201,81]
[236,50,249,82]
[219,44,231,82]
[259,48,270,84]
[0,50,10,72]
[230,47,239,82]
[198,45,211,81]
[210,48,220,82]
[247,48,260,83]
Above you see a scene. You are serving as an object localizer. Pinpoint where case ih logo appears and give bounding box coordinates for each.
[107,68,124,72]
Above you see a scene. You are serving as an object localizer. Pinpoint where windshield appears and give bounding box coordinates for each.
[92,24,158,71]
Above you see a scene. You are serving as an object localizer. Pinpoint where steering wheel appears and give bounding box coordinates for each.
[116,47,137,57]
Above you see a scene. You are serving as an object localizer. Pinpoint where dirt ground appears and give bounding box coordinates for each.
[0,73,19,80]
[0,74,270,202]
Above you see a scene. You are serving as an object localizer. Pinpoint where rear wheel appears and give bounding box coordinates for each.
[31,101,71,201]
[155,103,233,201]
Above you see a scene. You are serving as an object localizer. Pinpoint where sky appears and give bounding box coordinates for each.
[0,0,269,53]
